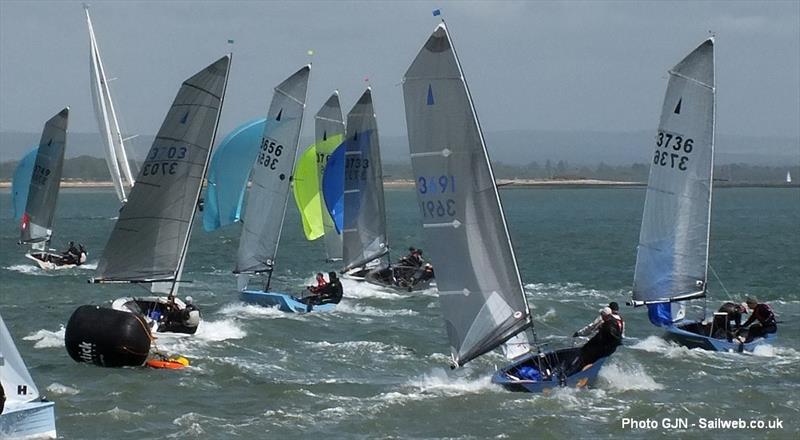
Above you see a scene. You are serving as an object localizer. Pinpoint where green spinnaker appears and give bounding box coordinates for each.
[293,134,343,240]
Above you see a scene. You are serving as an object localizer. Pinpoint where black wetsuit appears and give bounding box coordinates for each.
[741,304,777,342]
[570,316,623,375]
[718,302,745,328]
[320,280,343,304]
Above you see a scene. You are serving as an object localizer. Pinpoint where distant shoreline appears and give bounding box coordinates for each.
[0,179,796,189]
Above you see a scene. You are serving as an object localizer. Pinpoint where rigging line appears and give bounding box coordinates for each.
[708,264,734,302]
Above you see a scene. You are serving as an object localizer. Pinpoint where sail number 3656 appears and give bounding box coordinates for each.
[258,137,283,170]
[418,175,456,218]
[654,130,693,171]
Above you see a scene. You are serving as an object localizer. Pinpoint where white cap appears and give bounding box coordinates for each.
[599,307,612,316]
[185,296,193,304]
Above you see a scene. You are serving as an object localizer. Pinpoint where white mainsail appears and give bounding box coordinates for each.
[85,4,135,202]
[0,314,40,408]
[633,38,715,305]
[402,23,531,367]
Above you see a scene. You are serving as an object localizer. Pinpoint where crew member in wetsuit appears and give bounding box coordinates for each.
[62,241,80,264]
[302,273,328,306]
[573,302,624,337]
[739,297,777,343]
[319,272,343,304]
[568,307,623,375]
[718,302,747,328]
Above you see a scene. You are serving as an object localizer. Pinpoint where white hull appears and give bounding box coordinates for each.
[0,400,56,439]
[24,253,76,271]
[111,296,198,336]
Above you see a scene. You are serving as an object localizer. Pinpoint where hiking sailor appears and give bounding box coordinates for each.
[738,297,777,343]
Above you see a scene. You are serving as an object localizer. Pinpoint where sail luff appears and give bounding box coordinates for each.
[632,38,715,305]
[402,23,531,367]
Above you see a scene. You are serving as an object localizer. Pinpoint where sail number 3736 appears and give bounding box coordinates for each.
[653,130,693,171]
[418,175,457,218]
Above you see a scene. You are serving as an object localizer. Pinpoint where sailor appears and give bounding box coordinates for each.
[63,241,80,264]
[321,272,344,304]
[307,273,328,294]
[78,244,88,265]
[738,297,777,343]
[717,301,747,328]
[568,307,623,375]
[573,302,623,337]
[182,296,201,328]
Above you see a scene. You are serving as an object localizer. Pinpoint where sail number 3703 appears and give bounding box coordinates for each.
[653,130,693,171]
[418,175,457,218]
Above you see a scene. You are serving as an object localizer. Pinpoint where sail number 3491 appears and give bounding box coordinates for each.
[654,130,693,171]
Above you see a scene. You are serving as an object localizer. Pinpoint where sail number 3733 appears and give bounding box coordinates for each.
[418,175,457,218]
[653,130,693,171]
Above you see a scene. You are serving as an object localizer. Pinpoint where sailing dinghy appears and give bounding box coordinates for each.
[334,89,435,292]
[64,56,231,367]
[85,4,136,203]
[0,313,56,439]
[631,38,775,352]
[403,22,609,392]
[12,108,85,270]
[235,66,339,313]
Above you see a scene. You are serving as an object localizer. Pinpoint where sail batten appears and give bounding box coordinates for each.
[236,66,310,275]
[95,56,231,287]
[633,38,715,304]
[402,23,530,367]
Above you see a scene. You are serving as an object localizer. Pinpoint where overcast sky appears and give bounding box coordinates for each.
[1,0,798,148]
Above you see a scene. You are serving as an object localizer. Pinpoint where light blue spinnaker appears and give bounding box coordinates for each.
[322,142,345,233]
[203,118,266,231]
[11,147,37,221]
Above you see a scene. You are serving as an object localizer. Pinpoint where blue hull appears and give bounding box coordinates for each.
[239,290,337,314]
[0,400,56,439]
[664,321,776,352]
[491,348,608,393]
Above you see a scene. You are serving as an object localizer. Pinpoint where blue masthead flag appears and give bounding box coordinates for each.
[432,9,441,17]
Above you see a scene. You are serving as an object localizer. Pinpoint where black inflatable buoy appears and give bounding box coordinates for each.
[65,305,152,368]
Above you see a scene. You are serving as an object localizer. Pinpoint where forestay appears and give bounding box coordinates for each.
[633,39,715,305]
[203,118,266,231]
[20,108,69,246]
[236,66,310,274]
[0,313,40,408]
[86,5,135,202]
[402,23,531,367]
[94,56,230,288]
[341,89,389,271]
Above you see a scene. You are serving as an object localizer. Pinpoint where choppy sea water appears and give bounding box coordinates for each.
[0,187,797,439]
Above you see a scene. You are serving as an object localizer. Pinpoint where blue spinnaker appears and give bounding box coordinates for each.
[203,118,266,231]
[11,147,37,221]
[322,142,345,233]
[647,303,673,327]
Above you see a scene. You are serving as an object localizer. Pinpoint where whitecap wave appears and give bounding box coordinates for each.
[46,383,80,395]
[340,278,405,300]
[5,264,46,275]
[24,326,65,348]
[405,368,499,396]
[193,319,246,341]
[334,302,418,317]
[598,361,664,391]
[219,302,303,320]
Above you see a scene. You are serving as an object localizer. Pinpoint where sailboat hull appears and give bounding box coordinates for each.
[239,290,337,313]
[25,252,84,270]
[664,320,776,352]
[0,400,56,439]
[491,348,608,393]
